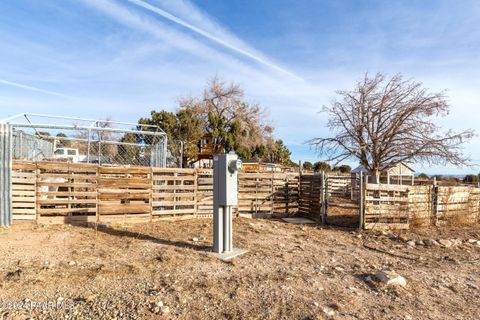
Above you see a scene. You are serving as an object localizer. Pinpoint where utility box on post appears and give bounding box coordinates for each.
[211,152,247,260]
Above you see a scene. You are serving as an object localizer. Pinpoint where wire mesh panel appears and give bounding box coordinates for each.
[3,113,167,167]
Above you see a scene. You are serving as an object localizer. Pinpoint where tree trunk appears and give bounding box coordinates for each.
[370,169,380,184]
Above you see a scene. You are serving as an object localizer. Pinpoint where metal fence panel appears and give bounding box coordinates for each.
[0,123,12,226]
[13,130,54,161]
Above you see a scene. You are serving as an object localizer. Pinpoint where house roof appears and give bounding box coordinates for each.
[352,162,415,174]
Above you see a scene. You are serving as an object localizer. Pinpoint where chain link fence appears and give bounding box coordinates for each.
[4,114,168,167]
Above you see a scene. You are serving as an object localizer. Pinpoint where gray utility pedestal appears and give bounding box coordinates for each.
[208,152,248,261]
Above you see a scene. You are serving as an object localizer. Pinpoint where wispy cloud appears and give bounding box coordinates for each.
[0,79,76,99]
[126,0,302,80]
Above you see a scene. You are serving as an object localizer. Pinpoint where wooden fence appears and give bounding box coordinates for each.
[364,183,480,229]
[11,161,300,224]
[12,161,480,228]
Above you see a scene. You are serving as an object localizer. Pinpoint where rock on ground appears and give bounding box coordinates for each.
[375,270,407,287]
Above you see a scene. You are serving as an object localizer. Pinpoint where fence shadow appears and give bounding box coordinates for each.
[65,217,209,251]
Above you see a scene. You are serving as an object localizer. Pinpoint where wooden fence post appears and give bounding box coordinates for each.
[320,171,326,224]
[271,171,274,216]
[432,177,438,226]
[285,176,289,215]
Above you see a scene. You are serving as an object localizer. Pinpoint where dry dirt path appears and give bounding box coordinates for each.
[0,218,479,319]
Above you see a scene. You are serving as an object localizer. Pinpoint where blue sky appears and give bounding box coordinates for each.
[0,0,479,174]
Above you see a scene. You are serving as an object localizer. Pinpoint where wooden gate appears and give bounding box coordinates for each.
[325,174,360,228]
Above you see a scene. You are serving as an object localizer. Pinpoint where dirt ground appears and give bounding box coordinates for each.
[0,217,479,320]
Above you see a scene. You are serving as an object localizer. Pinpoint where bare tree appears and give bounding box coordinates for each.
[309,73,474,182]
[178,76,273,156]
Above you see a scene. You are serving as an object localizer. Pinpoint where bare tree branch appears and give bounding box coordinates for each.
[308,73,474,181]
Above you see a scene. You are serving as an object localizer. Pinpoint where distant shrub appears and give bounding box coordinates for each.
[463,174,479,184]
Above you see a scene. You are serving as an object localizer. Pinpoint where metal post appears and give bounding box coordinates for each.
[213,206,224,253]
[0,123,12,226]
[320,171,326,224]
[359,171,364,230]
[19,131,23,159]
[179,141,184,168]
[212,153,241,255]
[98,140,101,165]
[87,129,91,163]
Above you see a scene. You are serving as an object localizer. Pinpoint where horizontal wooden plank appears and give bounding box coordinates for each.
[12,214,36,219]
[38,207,96,214]
[153,200,196,206]
[152,209,195,215]
[153,185,195,191]
[98,204,150,214]
[37,191,96,197]
[37,199,97,205]
[98,166,150,174]
[98,193,150,200]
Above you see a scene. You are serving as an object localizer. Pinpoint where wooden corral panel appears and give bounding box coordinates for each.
[36,161,98,218]
[298,174,322,220]
[364,184,410,229]
[238,172,299,217]
[152,168,196,216]
[196,169,213,215]
[408,186,432,226]
[97,166,151,222]
[11,162,36,220]
[326,174,351,198]
[436,186,479,225]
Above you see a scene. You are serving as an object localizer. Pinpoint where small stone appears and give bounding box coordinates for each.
[161,306,170,314]
[407,240,416,247]
[398,235,408,242]
[415,240,424,246]
[387,232,397,240]
[192,237,199,242]
[375,270,407,287]
[424,239,438,246]
[322,306,335,317]
[156,300,164,307]
[451,239,462,246]
[476,241,480,246]
[86,294,97,303]
[68,261,76,266]
[438,239,453,248]
[467,239,477,244]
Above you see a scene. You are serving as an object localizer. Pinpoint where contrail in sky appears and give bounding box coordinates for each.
[127,0,303,80]
[0,79,75,99]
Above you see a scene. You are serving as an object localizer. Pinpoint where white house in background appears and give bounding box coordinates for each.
[351,162,415,185]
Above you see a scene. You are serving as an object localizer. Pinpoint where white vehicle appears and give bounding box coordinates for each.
[53,148,86,163]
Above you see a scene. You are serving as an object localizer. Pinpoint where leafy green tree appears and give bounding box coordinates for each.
[56,132,70,147]
[303,161,313,171]
[138,109,203,166]
[313,161,331,172]
[417,173,429,179]
[178,76,272,159]
[117,132,139,164]
[265,139,291,165]
[463,174,479,184]
[333,164,351,173]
